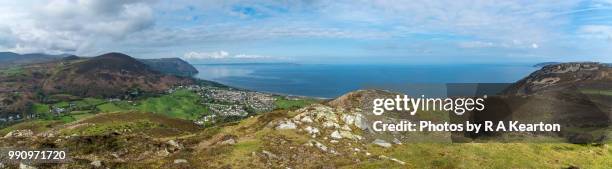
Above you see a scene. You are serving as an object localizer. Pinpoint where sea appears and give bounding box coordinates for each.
[193,63,538,98]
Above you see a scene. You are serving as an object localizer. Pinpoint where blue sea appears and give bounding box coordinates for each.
[194,63,538,98]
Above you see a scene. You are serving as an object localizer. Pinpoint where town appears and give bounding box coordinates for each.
[167,85,279,125]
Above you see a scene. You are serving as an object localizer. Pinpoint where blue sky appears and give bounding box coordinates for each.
[0,0,611,64]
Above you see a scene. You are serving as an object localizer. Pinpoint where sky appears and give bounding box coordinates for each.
[0,0,611,64]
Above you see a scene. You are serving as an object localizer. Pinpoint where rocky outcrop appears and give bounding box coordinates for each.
[504,62,612,95]
[4,129,34,138]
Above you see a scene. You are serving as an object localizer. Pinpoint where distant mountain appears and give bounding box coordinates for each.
[139,58,199,77]
[41,52,195,97]
[0,52,67,68]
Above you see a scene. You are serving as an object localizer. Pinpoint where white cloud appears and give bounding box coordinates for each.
[233,54,270,59]
[182,51,272,60]
[458,41,495,48]
[183,51,230,59]
[579,25,612,39]
[0,0,155,54]
[0,0,609,62]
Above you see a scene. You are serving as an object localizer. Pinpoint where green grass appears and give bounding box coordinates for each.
[0,120,62,136]
[0,66,25,77]
[32,103,50,114]
[580,89,612,96]
[94,89,210,120]
[97,102,129,112]
[66,120,160,136]
[274,97,318,110]
[60,112,201,137]
[353,143,612,169]
[136,89,210,120]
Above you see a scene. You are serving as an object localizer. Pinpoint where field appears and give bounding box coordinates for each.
[274,97,319,110]
[31,89,212,124]
[0,66,25,77]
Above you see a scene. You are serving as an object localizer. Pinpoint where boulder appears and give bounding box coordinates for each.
[4,130,34,138]
[220,138,236,145]
[276,120,297,130]
[379,155,406,165]
[90,160,102,168]
[174,159,188,164]
[372,139,392,148]
[167,140,183,150]
[262,150,278,159]
[300,116,313,123]
[156,148,170,157]
[304,126,319,135]
[330,131,342,139]
[19,163,36,169]
[354,114,369,130]
[308,140,328,151]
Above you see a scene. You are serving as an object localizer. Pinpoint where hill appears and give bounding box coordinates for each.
[0,52,196,122]
[140,58,199,77]
[0,52,66,68]
[504,62,612,95]
[41,52,195,97]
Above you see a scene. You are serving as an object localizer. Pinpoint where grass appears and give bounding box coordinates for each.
[580,89,612,96]
[32,103,50,114]
[352,143,612,169]
[179,105,612,169]
[0,120,63,136]
[136,89,210,120]
[96,102,130,112]
[94,90,210,120]
[274,97,318,110]
[0,66,25,77]
[60,112,201,137]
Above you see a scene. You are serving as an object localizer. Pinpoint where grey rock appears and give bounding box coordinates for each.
[156,148,170,157]
[300,116,313,123]
[90,160,102,168]
[354,114,369,130]
[309,140,328,151]
[372,139,392,148]
[174,159,188,164]
[262,150,278,159]
[167,140,183,149]
[4,130,34,138]
[276,120,297,130]
[220,138,236,145]
[379,155,406,165]
[19,163,37,169]
[393,138,402,144]
[330,130,342,139]
[304,126,320,135]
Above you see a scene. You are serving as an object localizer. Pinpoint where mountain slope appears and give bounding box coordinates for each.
[504,62,612,95]
[140,58,199,77]
[41,52,194,97]
[0,52,66,68]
